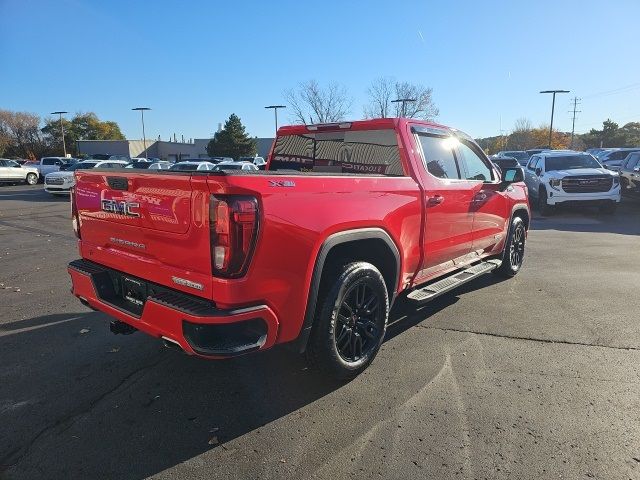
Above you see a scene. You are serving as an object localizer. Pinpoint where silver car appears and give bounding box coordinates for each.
[44,160,127,194]
[0,159,39,185]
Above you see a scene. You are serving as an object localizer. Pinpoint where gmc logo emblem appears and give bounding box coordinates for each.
[101,199,140,217]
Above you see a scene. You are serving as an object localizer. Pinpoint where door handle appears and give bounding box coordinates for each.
[428,195,444,206]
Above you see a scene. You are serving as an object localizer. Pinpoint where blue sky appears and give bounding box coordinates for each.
[2,0,639,141]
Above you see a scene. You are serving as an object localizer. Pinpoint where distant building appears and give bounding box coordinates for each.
[77,137,274,161]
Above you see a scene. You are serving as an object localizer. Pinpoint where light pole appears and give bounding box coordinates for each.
[132,107,151,159]
[391,98,416,118]
[265,105,286,133]
[539,90,569,148]
[51,111,68,157]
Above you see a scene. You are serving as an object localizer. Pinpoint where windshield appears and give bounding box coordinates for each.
[495,158,520,168]
[128,162,152,169]
[215,164,242,170]
[170,163,200,171]
[68,162,99,171]
[503,151,528,161]
[607,150,639,161]
[545,155,601,171]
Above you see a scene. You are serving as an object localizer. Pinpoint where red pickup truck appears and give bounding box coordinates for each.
[68,118,529,379]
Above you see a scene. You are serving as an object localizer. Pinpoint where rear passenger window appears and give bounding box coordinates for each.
[457,141,493,181]
[417,135,461,179]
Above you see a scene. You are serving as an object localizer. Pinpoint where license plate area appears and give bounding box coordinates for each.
[89,264,211,318]
[122,276,147,313]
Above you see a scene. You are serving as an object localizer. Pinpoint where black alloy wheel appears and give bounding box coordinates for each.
[509,221,526,270]
[494,216,526,277]
[334,281,383,363]
[306,261,389,380]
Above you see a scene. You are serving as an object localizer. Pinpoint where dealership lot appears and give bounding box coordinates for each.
[1,185,639,480]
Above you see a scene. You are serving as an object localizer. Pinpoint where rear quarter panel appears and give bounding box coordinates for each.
[207,174,423,343]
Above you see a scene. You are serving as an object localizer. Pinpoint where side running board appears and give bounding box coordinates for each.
[407,259,501,304]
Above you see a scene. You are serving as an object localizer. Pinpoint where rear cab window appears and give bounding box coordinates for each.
[270,128,405,176]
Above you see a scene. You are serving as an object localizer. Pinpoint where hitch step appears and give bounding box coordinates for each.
[407,259,501,304]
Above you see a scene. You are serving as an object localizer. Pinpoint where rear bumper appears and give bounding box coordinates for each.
[68,259,279,358]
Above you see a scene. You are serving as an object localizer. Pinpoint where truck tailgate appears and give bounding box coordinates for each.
[74,170,213,295]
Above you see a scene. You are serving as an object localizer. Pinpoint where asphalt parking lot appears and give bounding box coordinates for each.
[1,184,639,480]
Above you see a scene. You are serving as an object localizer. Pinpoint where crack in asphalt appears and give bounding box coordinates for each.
[416,325,640,352]
[0,354,167,470]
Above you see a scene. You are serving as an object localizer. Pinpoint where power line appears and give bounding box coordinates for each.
[568,97,581,148]
[581,82,640,100]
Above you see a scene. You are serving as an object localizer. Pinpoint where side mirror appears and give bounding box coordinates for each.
[634,166,640,172]
[13,164,21,168]
[501,166,524,187]
[55,160,63,166]
[535,167,542,176]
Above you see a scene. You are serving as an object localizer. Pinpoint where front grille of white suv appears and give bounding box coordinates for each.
[45,177,65,185]
[562,176,613,193]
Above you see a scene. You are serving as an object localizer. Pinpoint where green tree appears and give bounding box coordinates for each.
[206,114,256,159]
[42,112,125,156]
[580,119,627,148]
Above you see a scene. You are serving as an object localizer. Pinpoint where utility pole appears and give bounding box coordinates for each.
[51,111,68,157]
[391,98,416,118]
[568,97,581,149]
[540,90,569,148]
[265,105,286,133]
[132,107,151,159]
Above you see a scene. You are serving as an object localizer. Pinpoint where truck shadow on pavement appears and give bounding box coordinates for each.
[0,275,504,479]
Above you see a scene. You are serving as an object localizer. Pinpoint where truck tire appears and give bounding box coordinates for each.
[537,187,554,216]
[25,173,38,185]
[306,262,389,380]
[494,216,526,278]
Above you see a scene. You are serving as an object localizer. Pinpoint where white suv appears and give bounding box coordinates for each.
[524,151,621,215]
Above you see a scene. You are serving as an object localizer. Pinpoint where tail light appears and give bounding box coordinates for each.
[71,187,81,239]
[209,195,259,278]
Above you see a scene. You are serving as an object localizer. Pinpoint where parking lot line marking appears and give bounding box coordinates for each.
[0,316,84,336]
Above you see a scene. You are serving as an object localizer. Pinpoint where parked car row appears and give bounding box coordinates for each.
[40,158,260,195]
[593,148,640,171]
[489,150,633,215]
[44,160,129,194]
[168,160,259,172]
[619,152,640,197]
